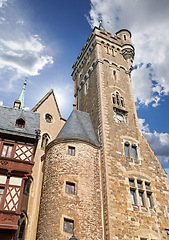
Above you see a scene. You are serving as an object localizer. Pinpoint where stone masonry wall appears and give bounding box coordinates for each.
[37,140,103,240]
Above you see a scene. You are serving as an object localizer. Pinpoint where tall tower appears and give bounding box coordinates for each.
[72,27,169,239]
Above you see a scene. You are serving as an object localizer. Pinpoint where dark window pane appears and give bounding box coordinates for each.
[137,181,142,188]
[147,193,152,208]
[125,144,130,158]
[66,182,75,195]
[64,219,74,233]
[68,146,75,156]
[130,190,136,205]
[139,192,144,206]
[129,179,134,187]
[132,146,137,159]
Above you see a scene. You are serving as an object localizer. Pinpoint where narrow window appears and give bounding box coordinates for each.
[130,190,136,205]
[18,221,25,240]
[66,182,75,195]
[113,70,117,81]
[41,133,50,149]
[64,218,74,233]
[0,187,4,203]
[116,92,120,105]
[112,94,116,104]
[124,35,126,40]
[68,146,75,156]
[139,191,144,206]
[147,193,152,208]
[132,145,137,159]
[121,97,124,107]
[23,178,32,195]
[124,143,130,158]
[1,144,13,158]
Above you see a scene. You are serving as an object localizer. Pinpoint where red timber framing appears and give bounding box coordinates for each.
[0,136,37,231]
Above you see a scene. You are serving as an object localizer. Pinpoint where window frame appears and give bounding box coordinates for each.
[68,146,75,156]
[66,182,75,195]
[63,218,74,234]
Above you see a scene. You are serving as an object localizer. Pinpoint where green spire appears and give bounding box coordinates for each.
[18,77,27,109]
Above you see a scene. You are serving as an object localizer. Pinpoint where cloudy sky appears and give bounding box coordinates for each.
[0,0,169,176]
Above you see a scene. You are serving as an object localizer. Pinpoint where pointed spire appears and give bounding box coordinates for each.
[18,77,27,109]
[98,16,105,32]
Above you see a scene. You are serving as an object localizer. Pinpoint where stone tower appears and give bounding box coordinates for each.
[71,27,169,239]
[37,27,169,240]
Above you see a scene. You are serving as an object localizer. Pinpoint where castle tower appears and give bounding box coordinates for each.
[71,27,169,239]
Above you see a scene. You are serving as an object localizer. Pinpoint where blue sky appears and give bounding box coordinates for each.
[0,0,169,177]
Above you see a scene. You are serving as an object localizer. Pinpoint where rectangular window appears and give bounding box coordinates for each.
[139,191,144,206]
[125,144,130,158]
[137,181,142,188]
[145,182,150,190]
[1,144,13,158]
[0,187,4,203]
[130,190,136,205]
[129,179,134,187]
[66,182,75,195]
[64,218,74,233]
[132,145,137,159]
[147,193,152,208]
[68,146,75,156]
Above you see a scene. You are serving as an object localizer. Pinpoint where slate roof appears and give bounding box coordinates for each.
[56,110,100,146]
[0,106,40,139]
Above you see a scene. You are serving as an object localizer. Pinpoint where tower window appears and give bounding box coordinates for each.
[132,145,137,159]
[147,193,152,208]
[113,70,117,81]
[130,190,136,205]
[66,182,75,195]
[16,118,25,128]
[41,133,50,149]
[68,146,75,156]
[139,191,144,206]
[128,178,153,209]
[1,144,13,158]
[124,143,130,158]
[64,218,74,233]
[124,35,127,40]
[116,92,120,105]
[112,94,116,104]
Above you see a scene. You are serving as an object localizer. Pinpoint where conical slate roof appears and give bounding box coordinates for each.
[56,110,100,146]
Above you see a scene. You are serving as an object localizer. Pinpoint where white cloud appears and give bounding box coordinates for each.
[88,0,169,108]
[0,0,8,8]
[0,0,54,91]
[139,118,169,164]
[0,100,3,106]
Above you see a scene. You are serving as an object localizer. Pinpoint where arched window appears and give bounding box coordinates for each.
[16,118,25,128]
[41,133,50,149]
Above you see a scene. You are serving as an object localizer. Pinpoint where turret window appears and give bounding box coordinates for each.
[66,182,75,195]
[64,218,74,233]
[68,146,75,156]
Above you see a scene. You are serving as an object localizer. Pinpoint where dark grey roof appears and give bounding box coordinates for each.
[0,106,40,139]
[56,110,100,146]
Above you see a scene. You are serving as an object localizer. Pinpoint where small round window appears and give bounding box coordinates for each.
[45,113,53,123]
